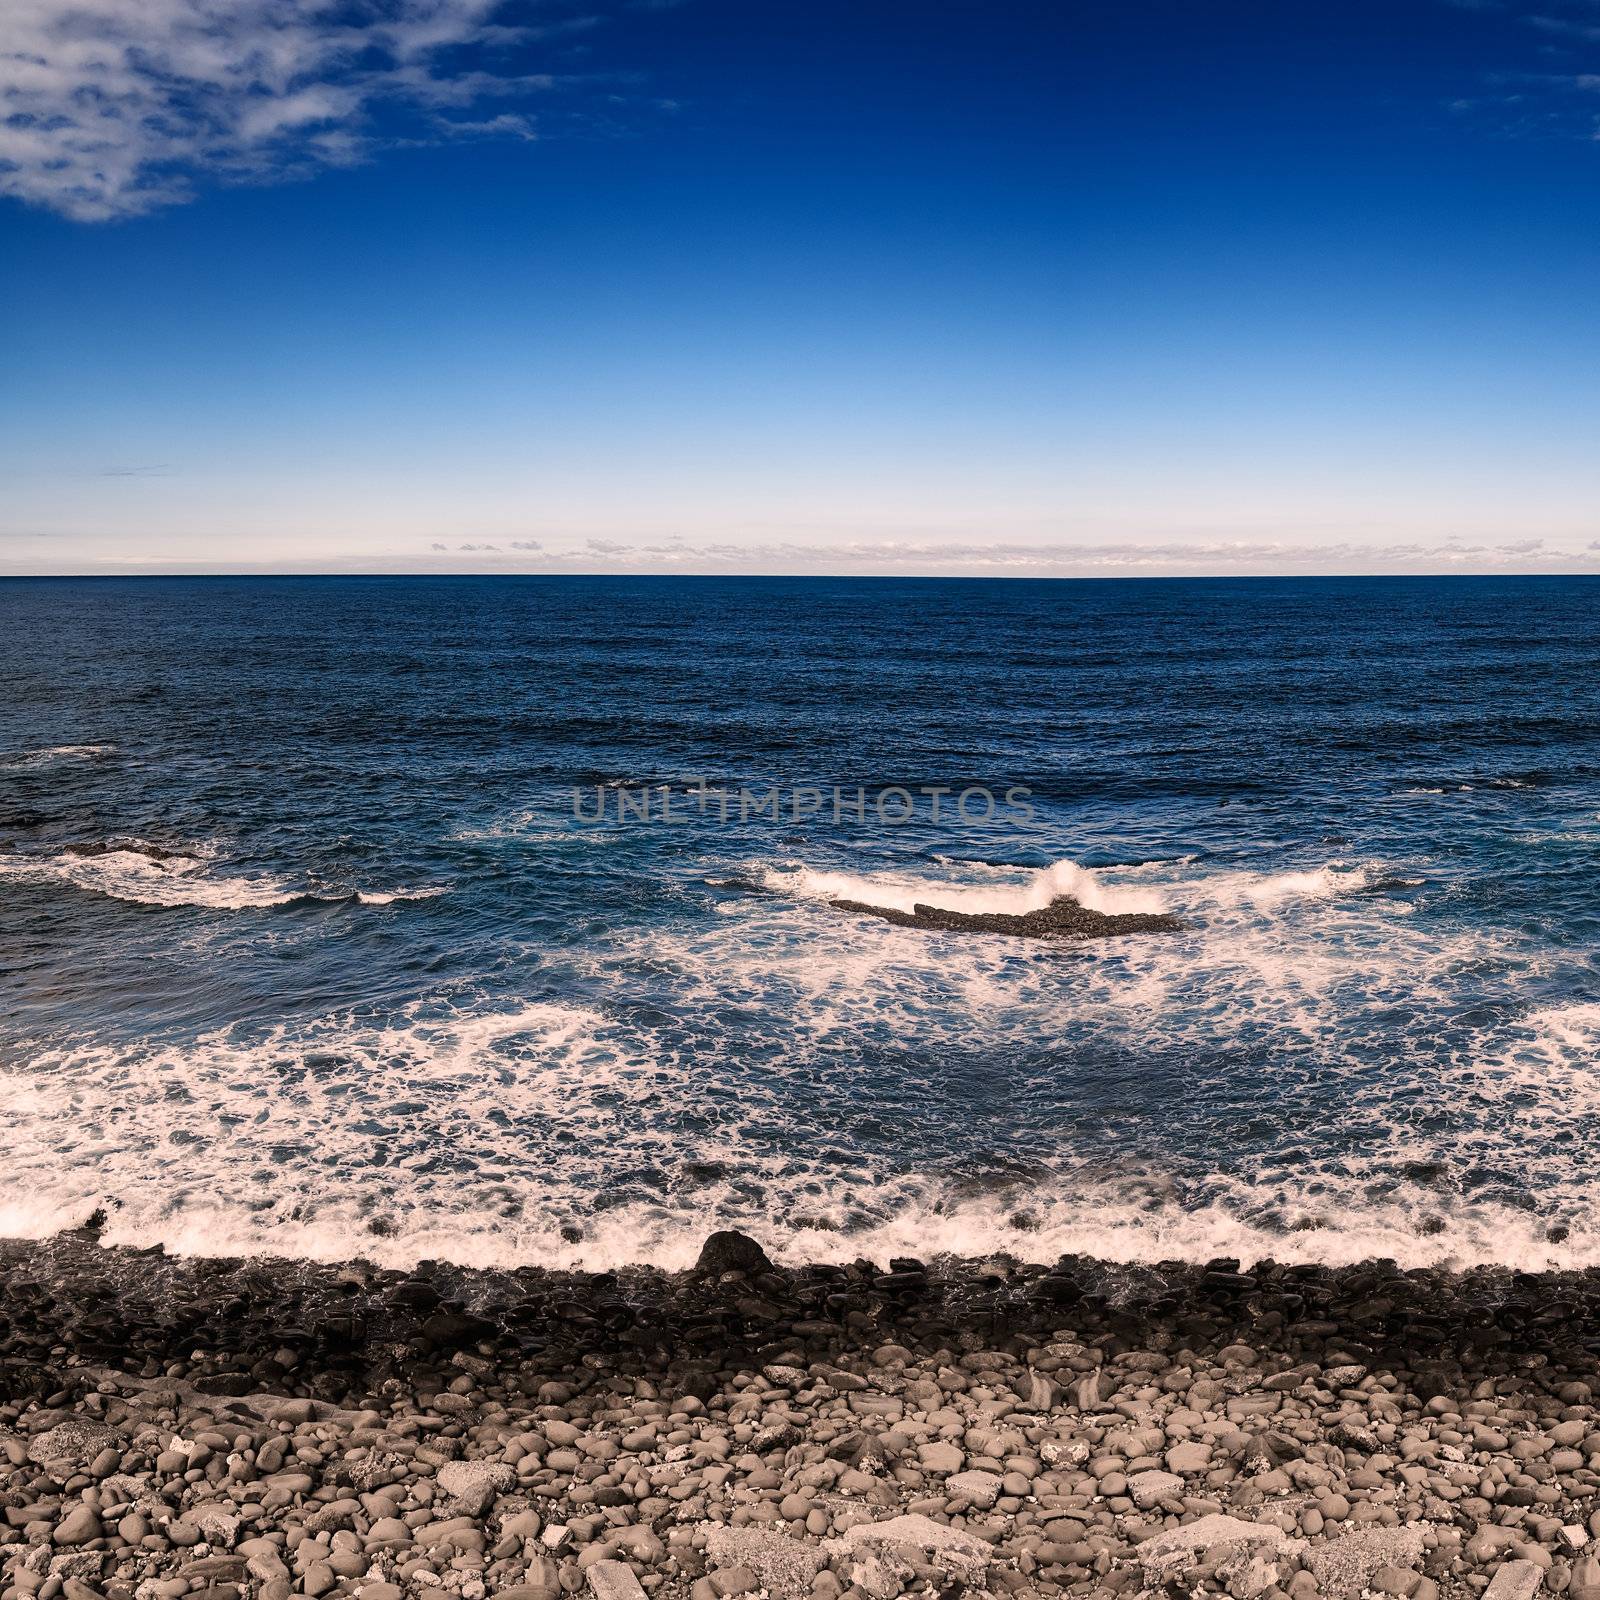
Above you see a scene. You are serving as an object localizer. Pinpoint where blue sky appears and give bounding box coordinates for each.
[4,0,1600,575]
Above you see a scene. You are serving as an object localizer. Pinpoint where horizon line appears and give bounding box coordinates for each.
[6,568,1600,583]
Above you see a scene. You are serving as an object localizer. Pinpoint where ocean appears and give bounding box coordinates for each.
[3,573,1598,1276]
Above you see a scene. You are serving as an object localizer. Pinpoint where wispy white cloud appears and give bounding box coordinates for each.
[1527,12,1600,43]
[436,110,538,138]
[0,0,584,221]
[1440,0,1600,135]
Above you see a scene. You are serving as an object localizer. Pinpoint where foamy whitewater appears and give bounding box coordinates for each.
[4,574,1600,1275]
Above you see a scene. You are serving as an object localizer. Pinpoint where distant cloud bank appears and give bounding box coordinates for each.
[0,0,580,220]
[416,534,1600,575]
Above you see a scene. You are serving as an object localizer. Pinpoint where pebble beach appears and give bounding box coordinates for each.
[3,1230,1600,1600]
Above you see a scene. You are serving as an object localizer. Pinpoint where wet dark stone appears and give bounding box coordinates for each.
[419,1309,495,1348]
[875,1271,929,1293]
[317,1314,365,1346]
[1203,1270,1257,1291]
[389,1279,441,1311]
[193,1373,255,1397]
[694,1230,773,1275]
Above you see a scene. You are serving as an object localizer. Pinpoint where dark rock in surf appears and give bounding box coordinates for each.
[695,1230,773,1275]
[828,893,1182,941]
[62,841,187,863]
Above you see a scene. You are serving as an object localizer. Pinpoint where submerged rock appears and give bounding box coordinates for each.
[828,892,1182,940]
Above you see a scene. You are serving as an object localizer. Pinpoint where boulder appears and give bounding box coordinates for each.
[694,1231,772,1274]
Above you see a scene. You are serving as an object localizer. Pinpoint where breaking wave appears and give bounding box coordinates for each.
[762,854,1389,924]
[0,847,298,910]
[763,858,1166,917]
[0,847,448,912]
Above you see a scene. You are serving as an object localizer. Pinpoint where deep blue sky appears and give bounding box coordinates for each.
[4,0,1600,574]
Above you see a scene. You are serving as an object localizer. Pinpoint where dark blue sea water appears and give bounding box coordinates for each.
[4,574,1600,1273]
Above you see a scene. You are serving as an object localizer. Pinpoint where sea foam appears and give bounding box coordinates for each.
[0,840,1577,1278]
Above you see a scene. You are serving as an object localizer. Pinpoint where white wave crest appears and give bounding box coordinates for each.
[3,1125,1592,1276]
[1183,861,1379,910]
[743,1175,1600,1276]
[762,854,1388,924]
[763,857,1169,918]
[0,744,114,770]
[0,848,297,910]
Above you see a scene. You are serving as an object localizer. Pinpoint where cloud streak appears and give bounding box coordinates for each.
[1440,0,1600,137]
[0,0,577,221]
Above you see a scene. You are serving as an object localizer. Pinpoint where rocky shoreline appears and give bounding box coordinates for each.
[3,1230,1599,1600]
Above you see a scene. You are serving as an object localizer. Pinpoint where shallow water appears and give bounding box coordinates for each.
[3,573,1600,1273]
